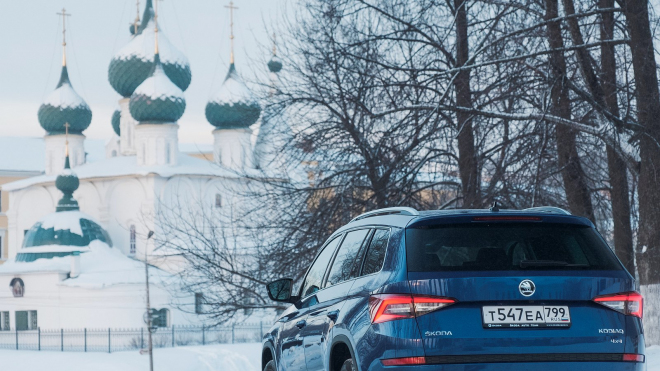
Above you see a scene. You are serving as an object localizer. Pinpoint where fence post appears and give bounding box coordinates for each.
[141,327,144,349]
[15,329,18,350]
[172,325,175,347]
[231,323,235,344]
[84,328,87,352]
[202,326,205,346]
[38,327,41,351]
[61,329,64,352]
[108,328,111,353]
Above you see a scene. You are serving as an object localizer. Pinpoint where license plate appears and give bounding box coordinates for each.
[482,305,571,328]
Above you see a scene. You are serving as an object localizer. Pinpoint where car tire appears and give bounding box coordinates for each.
[339,358,355,371]
[264,360,276,371]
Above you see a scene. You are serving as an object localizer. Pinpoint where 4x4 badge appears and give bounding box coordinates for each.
[519,279,536,296]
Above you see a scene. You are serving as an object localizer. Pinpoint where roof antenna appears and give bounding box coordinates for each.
[489,201,500,212]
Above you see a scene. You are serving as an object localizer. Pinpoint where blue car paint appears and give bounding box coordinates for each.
[263,211,645,371]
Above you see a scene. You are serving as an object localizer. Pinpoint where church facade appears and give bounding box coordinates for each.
[0,0,288,331]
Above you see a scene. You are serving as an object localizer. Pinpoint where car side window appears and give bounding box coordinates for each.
[301,236,342,298]
[361,229,390,275]
[325,229,370,287]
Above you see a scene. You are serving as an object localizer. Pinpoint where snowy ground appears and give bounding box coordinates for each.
[0,343,658,370]
[0,343,261,371]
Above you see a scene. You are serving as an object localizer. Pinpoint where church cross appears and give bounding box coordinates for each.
[225,1,238,64]
[56,8,71,66]
[133,0,141,35]
[64,123,70,157]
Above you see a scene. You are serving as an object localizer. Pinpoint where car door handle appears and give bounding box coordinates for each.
[327,310,340,322]
[296,320,307,329]
[309,310,326,317]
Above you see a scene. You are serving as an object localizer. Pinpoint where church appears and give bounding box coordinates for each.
[0,0,289,331]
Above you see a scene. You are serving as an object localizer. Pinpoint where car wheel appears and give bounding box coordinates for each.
[264,360,276,371]
[339,358,355,371]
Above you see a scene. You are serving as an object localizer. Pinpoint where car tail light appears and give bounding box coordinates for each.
[369,294,456,324]
[381,357,426,366]
[593,291,643,318]
[622,354,645,362]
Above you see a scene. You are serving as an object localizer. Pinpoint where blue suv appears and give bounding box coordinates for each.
[263,207,645,371]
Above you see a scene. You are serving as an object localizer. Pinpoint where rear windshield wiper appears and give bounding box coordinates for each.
[519,260,589,268]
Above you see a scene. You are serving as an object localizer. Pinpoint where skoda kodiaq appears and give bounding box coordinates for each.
[262,207,645,371]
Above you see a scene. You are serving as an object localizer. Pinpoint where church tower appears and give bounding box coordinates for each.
[108,0,191,157]
[205,2,261,169]
[38,9,92,175]
[128,0,185,167]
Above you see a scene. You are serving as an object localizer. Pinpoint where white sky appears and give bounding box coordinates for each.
[0,0,289,145]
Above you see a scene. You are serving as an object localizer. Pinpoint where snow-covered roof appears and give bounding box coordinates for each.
[0,241,173,289]
[42,80,88,109]
[3,152,265,191]
[115,17,189,68]
[209,67,258,107]
[133,63,185,101]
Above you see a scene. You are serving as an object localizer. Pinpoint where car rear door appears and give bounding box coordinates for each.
[301,228,371,371]
[279,235,342,371]
[404,219,636,360]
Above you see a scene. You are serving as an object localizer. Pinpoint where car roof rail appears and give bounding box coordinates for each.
[350,207,420,223]
[523,206,572,215]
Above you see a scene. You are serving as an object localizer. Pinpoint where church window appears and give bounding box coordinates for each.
[111,150,117,157]
[215,194,222,208]
[130,225,136,255]
[166,143,171,164]
[0,311,9,331]
[15,310,37,331]
[195,293,204,314]
[153,308,169,328]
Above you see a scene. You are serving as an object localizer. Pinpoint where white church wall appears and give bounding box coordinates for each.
[0,272,199,329]
[119,98,137,156]
[44,134,86,175]
[106,177,150,257]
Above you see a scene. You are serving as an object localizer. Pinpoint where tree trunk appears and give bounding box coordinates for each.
[544,0,596,222]
[453,0,480,208]
[617,0,660,285]
[561,0,634,273]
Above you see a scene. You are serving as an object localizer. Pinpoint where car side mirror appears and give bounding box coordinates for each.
[266,278,299,303]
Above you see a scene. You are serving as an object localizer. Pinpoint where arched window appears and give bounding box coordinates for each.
[153,308,169,327]
[215,194,222,208]
[130,225,136,255]
[111,150,117,158]
[165,143,171,164]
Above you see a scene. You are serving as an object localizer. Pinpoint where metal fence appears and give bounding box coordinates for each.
[0,322,270,352]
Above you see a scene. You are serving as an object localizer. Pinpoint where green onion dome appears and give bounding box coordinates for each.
[108,0,191,98]
[37,66,92,135]
[268,56,283,73]
[112,109,121,135]
[19,211,113,262]
[129,54,186,123]
[206,63,261,129]
[18,156,112,262]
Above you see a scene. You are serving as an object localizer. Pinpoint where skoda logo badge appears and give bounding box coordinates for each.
[519,279,536,297]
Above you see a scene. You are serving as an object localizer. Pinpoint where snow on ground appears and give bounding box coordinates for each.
[648,346,660,371]
[0,343,658,370]
[0,343,261,371]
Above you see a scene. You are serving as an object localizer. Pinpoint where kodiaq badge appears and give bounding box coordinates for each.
[519,279,536,296]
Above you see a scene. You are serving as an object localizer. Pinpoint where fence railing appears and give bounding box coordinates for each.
[0,322,270,352]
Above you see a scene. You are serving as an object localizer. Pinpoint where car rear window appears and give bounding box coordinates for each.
[406,223,622,271]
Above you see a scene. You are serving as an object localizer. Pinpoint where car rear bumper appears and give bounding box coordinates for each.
[373,362,645,371]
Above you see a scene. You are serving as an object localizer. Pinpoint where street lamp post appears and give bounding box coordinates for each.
[145,230,155,371]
